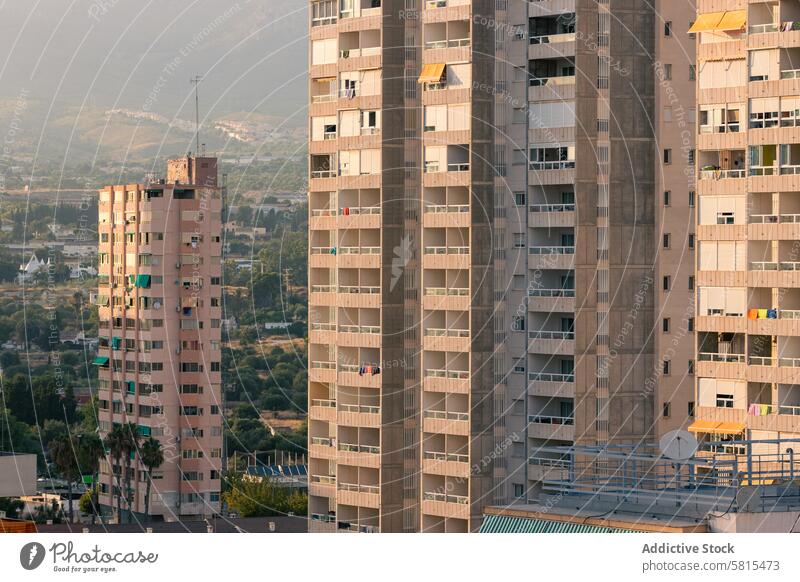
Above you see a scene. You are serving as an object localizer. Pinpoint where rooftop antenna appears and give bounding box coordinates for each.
[190,74,204,156]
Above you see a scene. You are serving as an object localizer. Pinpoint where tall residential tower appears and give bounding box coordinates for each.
[95,156,223,521]
[308,0,696,533]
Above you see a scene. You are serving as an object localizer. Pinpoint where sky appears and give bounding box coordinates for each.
[0,0,309,119]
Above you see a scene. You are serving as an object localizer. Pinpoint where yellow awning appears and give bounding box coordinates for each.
[688,420,721,433]
[688,420,746,435]
[688,12,725,33]
[418,63,446,84]
[717,10,747,32]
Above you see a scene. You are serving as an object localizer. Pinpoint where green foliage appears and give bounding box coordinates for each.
[222,472,307,517]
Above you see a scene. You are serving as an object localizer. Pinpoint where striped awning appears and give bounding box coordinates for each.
[479,515,639,534]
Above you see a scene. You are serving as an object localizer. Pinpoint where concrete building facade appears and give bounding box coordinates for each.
[96,156,223,521]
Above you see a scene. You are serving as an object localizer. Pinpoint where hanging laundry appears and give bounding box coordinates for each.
[767,309,778,319]
[760,404,770,416]
[757,309,768,319]
[748,309,759,320]
[748,403,759,416]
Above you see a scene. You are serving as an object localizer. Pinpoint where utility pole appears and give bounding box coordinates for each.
[190,75,204,155]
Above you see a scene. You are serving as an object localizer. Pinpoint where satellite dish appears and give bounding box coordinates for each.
[659,429,698,461]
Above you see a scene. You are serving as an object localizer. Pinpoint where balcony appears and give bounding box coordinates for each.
[527,457,570,482]
[527,288,575,313]
[309,436,337,460]
[336,481,380,509]
[423,327,470,352]
[310,398,337,423]
[528,372,575,399]
[527,414,575,441]
[528,330,575,355]
[310,360,337,383]
[528,203,575,228]
[423,203,470,228]
[422,409,470,436]
[421,491,470,519]
[338,442,381,468]
[424,368,470,393]
[528,246,575,270]
[309,474,336,497]
[422,450,470,477]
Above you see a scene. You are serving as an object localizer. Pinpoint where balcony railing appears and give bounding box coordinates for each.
[749,23,779,34]
[528,288,575,298]
[311,93,337,103]
[310,360,336,370]
[528,160,575,170]
[424,38,471,49]
[528,457,570,468]
[338,403,380,414]
[529,372,574,383]
[337,482,379,494]
[529,203,575,213]
[338,246,381,255]
[528,330,575,340]
[338,285,380,294]
[424,204,469,213]
[779,357,800,368]
[530,32,576,45]
[781,69,800,80]
[750,261,800,271]
[310,436,333,447]
[529,76,575,87]
[341,206,381,215]
[699,168,745,180]
[311,208,336,217]
[423,246,469,255]
[699,122,740,134]
[339,47,381,59]
[311,169,336,179]
[528,246,575,255]
[311,474,336,485]
[697,352,746,363]
[338,324,381,335]
[528,414,574,425]
[424,450,469,463]
[780,165,800,175]
[448,162,470,172]
[424,327,469,338]
[338,442,380,454]
[310,284,336,293]
[311,399,336,408]
[423,491,469,504]
[425,287,469,297]
[311,322,336,332]
[310,513,335,523]
[778,404,800,416]
[423,409,469,421]
[749,355,775,366]
[750,213,800,224]
[425,368,469,380]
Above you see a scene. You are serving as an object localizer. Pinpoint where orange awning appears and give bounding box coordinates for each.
[688,420,746,435]
[688,12,725,33]
[717,10,747,32]
[418,63,446,84]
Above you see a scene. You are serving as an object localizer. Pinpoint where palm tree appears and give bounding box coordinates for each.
[119,423,141,524]
[48,435,79,523]
[139,437,164,520]
[103,425,126,524]
[77,433,104,524]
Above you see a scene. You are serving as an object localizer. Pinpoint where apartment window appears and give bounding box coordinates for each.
[662,360,671,375]
[513,484,525,498]
[663,276,670,291]
[687,149,695,165]
[514,192,526,206]
[662,402,671,418]
[663,233,671,249]
[688,360,694,375]
[688,318,694,332]
[513,233,525,248]
[513,365,525,374]
[512,108,526,124]
[688,233,695,249]
[597,118,609,132]
[716,394,734,408]
[211,362,221,372]
[663,318,670,333]
[663,64,672,80]
[511,316,525,332]
[663,149,672,164]
[211,277,221,285]
[663,191,670,206]
[664,21,672,36]
[688,276,694,290]
[688,401,695,417]
[689,65,696,80]
[688,191,695,207]
[663,107,672,122]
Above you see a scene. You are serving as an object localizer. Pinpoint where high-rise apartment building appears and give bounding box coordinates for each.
[308,0,695,533]
[95,156,224,521]
[693,4,800,448]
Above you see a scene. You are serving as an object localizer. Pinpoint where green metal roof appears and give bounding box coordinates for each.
[479,514,639,534]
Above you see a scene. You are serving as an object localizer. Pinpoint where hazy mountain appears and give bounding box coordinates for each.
[0,1,308,165]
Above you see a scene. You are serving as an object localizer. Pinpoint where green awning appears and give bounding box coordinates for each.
[126,380,136,394]
[111,337,122,349]
[136,274,151,288]
[92,356,110,366]
[479,515,640,534]
[82,475,94,485]
[138,425,151,437]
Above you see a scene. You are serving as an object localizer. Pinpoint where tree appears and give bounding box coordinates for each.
[222,472,308,517]
[118,423,141,523]
[139,437,164,520]
[48,435,81,523]
[103,425,125,523]
[77,433,104,524]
